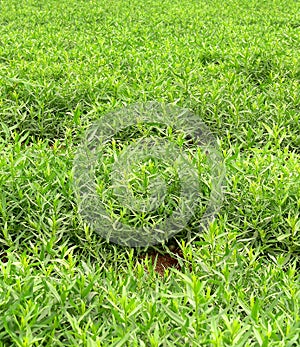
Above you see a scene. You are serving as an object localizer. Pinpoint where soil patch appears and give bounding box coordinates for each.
[140,247,183,276]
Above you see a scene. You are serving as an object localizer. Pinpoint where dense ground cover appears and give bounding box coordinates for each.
[0,0,299,345]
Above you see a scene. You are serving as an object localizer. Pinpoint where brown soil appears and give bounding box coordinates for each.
[0,251,8,263]
[140,247,183,276]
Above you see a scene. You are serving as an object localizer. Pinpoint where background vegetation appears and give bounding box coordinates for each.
[0,0,299,345]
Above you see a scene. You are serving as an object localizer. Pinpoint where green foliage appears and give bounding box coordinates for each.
[0,0,299,345]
